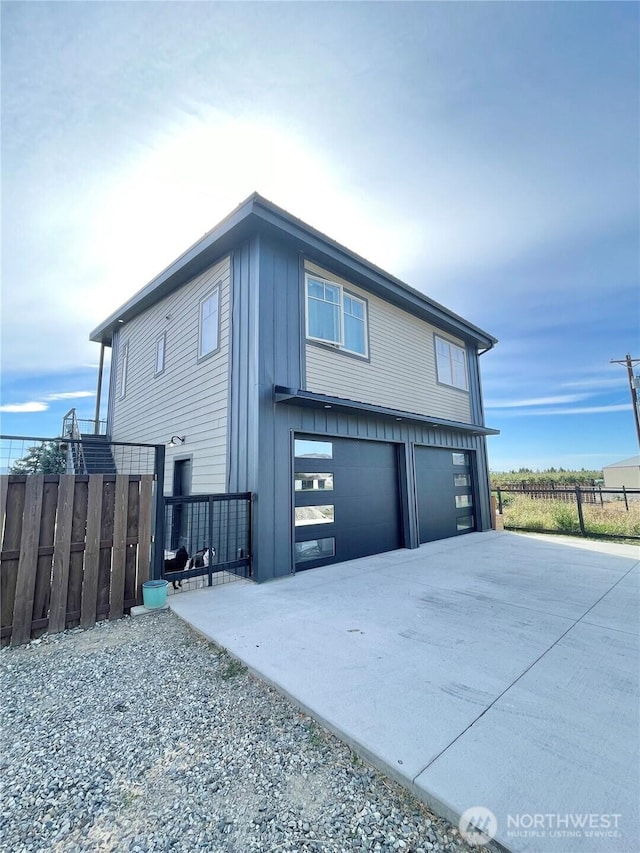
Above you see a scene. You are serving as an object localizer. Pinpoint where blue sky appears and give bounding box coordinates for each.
[1,1,638,472]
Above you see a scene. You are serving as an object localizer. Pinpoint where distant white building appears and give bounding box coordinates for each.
[603,456,640,489]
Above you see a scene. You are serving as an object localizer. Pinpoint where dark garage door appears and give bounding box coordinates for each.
[415,447,476,543]
[293,435,402,570]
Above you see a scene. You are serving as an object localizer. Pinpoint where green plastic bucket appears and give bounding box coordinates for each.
[142,579,169,609]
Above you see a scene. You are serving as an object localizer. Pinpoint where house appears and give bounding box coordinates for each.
[89,193,499,581]
[603,456,640,489]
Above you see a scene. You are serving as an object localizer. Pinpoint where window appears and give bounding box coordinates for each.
[455,494,473,508]
[199,287,220,359]
[452,452,468,466]
[306,274,368,356]
[295,538,336,563]
[454,474,471,487]
[155,333,166,375]
[294,505,335,526]
[295,474,334,491]
[294,438,333,459]
[435,336,468,390]
[120,342,129,399]
[457,516,474,531]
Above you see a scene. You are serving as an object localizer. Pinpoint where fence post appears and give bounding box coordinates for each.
[622,485,629,511]
[497,487,503,515]
[207,496,214,587]
[152,444,166,580]
[575,487,586,537]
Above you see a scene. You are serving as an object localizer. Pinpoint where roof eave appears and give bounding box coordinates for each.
[89,192,498,350]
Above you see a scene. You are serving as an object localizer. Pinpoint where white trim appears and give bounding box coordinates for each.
[198,285,220,360]
[119,341,129,399]
[305,273,368,357]
[435,335,468,391]
[154,332,166,375]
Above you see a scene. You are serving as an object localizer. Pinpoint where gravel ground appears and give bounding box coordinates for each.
[1,612,488,853]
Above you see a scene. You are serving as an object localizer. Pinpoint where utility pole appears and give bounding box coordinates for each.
[610,354,640,449]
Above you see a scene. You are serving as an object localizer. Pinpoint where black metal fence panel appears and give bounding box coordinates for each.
[162,493,252,590]
[494,486,640,541]
[1,435,160,477]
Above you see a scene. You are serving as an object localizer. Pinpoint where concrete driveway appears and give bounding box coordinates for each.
[169,531,639,853]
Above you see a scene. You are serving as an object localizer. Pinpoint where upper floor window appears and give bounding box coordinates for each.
[305,274,368,357]
[435,336,468,390]
[199,287,220,360]
[155,332,166,375]
[119,342,129,399]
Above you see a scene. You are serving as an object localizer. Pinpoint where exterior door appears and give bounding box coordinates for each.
[415,447,475,543]
[293,435,402,570]
[171,459,191,549]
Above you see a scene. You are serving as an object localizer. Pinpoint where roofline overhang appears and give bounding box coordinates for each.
[273,386,500,436]
[89,192,498,350]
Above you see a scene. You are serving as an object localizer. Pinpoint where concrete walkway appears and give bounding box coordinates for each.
[169,531,639,853]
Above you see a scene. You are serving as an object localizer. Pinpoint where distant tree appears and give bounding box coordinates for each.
[9,441,66,474]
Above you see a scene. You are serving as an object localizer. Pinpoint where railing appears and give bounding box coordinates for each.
[0,435,161,477]
[62,408,107,438]
[161,493,252,587]
[493,486,640,541]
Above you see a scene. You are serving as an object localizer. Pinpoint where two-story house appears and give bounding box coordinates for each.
[89,193,498,582]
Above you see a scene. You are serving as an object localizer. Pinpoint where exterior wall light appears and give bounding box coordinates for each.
[168,435,186,447]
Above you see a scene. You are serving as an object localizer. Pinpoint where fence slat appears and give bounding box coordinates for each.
[124,479,140,605]
[49,476,75,634]
[32,479,59,636]
[97,478,115,618]
[66,479,88,629]
[11,476,44,646]
[109,475,129,620]
[80,475,103,629]
[1,478,25,645]
[136,475,154,593]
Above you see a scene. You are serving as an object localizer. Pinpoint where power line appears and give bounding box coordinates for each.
[610,354,640,449]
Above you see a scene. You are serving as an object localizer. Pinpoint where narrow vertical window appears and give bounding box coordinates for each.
[120,342,129,399]
[199,287,220,359]
[155,333,166,375]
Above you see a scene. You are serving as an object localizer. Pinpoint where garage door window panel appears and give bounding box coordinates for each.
[295,474,333,491]
[295,538,336,563]
[295,505,335,526]
[295,438,333,459]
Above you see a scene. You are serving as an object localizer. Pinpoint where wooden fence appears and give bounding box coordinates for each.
[1,473,155,647]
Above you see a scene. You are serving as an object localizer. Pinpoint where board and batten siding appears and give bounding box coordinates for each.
[304,262,472,423]
[110,255,231,495]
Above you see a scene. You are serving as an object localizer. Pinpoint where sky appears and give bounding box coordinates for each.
[1,1,638,472]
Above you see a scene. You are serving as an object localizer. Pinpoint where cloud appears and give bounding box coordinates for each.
[0,401,49,413]
[497,403,632,417]
[44,391,94,400]
[485,394,588,409]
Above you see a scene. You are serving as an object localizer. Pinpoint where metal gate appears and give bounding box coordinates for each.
[161,493,252,588]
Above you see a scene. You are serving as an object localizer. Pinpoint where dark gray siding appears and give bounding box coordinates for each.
[229,233,493,581]
[228,234,304,580]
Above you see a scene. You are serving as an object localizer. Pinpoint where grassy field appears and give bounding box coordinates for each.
[500,494,640,539]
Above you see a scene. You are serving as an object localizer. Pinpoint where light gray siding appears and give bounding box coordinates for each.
[110,255,231,495]
[304,261,472,423]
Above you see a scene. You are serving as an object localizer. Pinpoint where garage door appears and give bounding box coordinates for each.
[415,447,475,543]
[293,435,402,570]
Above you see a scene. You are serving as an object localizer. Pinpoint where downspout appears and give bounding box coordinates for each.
[94,342,105,434]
